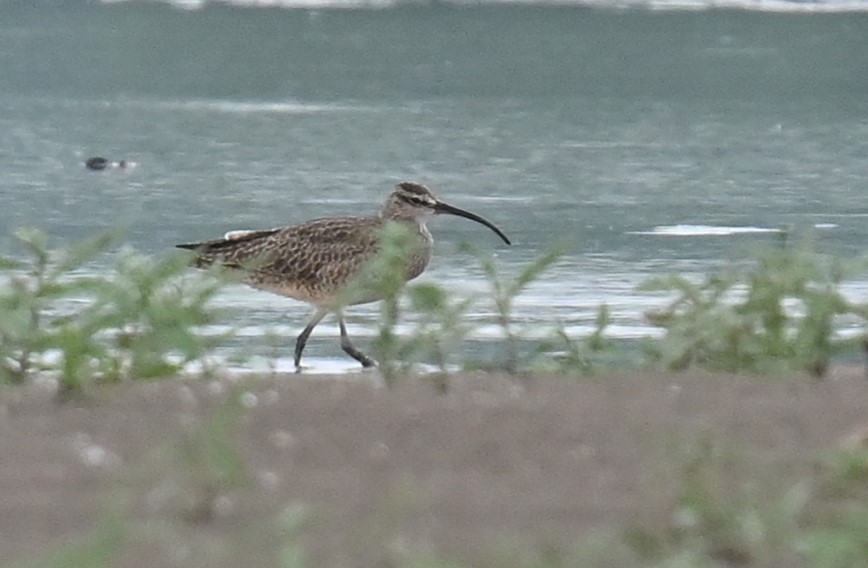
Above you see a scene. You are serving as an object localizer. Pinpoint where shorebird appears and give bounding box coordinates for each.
[176,182,511,369]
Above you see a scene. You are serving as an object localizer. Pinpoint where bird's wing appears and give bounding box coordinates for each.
[177,217,382,296]
[176,228,282,269]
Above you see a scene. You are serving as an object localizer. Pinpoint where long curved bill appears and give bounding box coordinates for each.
[434,201,512,245]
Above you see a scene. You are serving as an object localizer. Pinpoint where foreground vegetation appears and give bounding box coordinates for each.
[3,228,868,567]
[0,229,225,395]
[2,227,867,394]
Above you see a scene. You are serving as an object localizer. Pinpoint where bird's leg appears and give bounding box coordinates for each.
[294,307,328,370]
[338,316,376,368]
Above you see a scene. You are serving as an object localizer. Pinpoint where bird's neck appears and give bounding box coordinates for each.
[378,214,433,246]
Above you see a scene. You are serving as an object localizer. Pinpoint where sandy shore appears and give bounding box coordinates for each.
[2,367,867,567]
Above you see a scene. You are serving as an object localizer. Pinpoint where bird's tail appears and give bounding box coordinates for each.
[175,228,280,269]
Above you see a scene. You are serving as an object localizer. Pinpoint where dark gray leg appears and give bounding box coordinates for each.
[294,308,328,370]
[339,316,376,368]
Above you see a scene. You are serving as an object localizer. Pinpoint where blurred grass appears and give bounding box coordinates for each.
[5,229,868,565]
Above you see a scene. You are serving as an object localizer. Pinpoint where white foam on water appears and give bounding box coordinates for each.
[628,224,783,236]
[239,356,376,375]
[562,141,666,149]
[107,97,372,114]
[103,0,868,12]
[183,355,452,377]
[161,99,362,114]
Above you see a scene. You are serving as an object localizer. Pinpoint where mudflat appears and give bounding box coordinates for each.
[2,367,866,567]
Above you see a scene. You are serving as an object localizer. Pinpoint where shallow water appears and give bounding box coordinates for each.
[2,2,868,365]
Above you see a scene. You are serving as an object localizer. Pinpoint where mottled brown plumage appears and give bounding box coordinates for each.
[177,182,511,369]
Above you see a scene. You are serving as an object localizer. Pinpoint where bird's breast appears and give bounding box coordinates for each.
[404,225,434,282]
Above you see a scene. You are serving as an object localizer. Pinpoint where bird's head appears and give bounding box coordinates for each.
[381,182,511,245]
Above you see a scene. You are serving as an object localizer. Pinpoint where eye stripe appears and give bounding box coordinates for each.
[399,193,427,206]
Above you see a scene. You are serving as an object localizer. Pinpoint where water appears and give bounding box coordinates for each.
[2,1,868,367]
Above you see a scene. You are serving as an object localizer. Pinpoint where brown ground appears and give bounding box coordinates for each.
[1,367,867,567]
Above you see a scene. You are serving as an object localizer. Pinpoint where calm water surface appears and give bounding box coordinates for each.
[2,2,868,368]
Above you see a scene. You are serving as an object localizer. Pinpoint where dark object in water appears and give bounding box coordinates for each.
[85,156,109,171]
[85,156,131,171]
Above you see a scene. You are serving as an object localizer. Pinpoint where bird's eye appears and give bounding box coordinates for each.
[403,195,427,206]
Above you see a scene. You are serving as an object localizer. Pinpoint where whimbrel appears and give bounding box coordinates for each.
[176,182,511,369]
